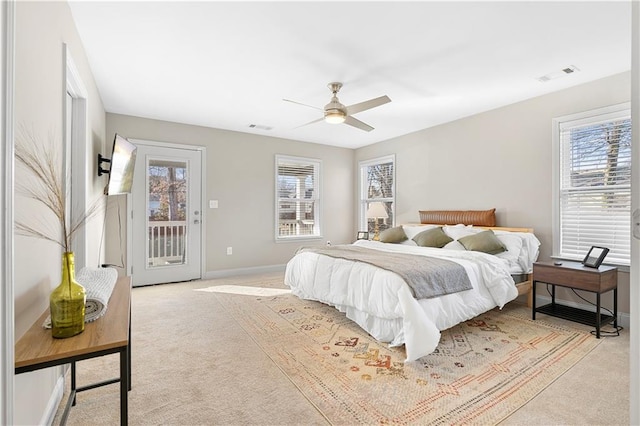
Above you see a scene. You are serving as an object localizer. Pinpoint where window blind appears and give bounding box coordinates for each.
[276,156,321,239]
[559,115,631,265]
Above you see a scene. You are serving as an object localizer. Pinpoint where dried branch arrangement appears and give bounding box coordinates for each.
[15,129,103,252]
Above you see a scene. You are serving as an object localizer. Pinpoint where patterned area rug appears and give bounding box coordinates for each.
[212,290,602,425]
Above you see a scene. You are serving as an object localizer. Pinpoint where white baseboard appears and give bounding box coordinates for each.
[535,295,630,329]
[42,373,65,426]
[203,264,286,280]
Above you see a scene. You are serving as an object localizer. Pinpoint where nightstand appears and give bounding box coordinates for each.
[532,261,617,338]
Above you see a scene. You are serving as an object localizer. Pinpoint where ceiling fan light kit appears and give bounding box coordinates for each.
[324,82,347,123]
[324,109,346,124]
[285,81,391,132]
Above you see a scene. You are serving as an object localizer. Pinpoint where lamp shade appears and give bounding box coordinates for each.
[366,202,388,219]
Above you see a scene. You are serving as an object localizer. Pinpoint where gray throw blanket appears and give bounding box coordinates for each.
[77,267,119,322]
[297,245,472,299]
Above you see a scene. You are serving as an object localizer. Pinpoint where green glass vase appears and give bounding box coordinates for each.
[50,252,86,338]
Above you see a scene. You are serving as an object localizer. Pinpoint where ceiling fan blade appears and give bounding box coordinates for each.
[344,116,374,132]
[283,99,322,111]
[294,117,324,129]
[346,95,391,115]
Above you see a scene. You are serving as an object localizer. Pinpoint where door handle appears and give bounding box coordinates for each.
[193,219,200,224]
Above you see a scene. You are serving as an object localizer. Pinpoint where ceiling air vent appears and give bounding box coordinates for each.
[537,65,580,83]
[248,124,273,131]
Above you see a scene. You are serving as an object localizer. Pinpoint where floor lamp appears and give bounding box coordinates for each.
[366,202,389,241]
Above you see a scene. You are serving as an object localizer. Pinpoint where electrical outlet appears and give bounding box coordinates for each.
[226,247,232,255]
[326,241,331,247]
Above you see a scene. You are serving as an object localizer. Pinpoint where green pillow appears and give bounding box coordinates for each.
[379,226,408,243]
[457,230,506,254]
[412,227,453,248]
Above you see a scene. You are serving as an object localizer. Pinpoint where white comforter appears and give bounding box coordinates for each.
[284,240,519,362]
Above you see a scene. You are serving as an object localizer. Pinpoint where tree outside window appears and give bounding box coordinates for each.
[148,163,187,221]
[360,156,395,235]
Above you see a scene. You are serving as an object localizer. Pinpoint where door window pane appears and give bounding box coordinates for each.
[147,159,188,267]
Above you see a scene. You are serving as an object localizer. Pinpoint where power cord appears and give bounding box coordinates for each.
[97,200,107,267]
[569,288,623,337]
[544,284,622,337]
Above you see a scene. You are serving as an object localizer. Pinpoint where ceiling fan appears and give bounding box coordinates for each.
[283,82,391,132]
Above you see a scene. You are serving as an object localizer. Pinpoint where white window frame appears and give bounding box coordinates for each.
[552,102,631,267]
[359,155,396,233]
[275,155,322,242]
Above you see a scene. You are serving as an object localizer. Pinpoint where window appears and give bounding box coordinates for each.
[359,155,395,235]
[275,155,321,240]
[553,103,631,266]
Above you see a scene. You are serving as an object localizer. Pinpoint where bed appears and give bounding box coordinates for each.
[284,209,540,362]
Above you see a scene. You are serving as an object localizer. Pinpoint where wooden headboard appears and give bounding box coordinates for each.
[419,209,496,227]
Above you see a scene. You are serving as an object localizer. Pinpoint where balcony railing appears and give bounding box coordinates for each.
[279,219,315,237]
[148,219,316,266]
[148,221,187,266]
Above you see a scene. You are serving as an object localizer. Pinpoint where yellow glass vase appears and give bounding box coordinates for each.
[50,252,86,338]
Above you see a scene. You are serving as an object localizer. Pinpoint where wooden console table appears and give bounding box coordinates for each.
[532,261,617,338]
[15,275,132,425]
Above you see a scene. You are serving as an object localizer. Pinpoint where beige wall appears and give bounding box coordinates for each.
[105,113,354,275]
[14,2,107,424]
[355,71,631,314]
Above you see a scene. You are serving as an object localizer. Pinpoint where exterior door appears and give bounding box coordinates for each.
[131,142,203,286]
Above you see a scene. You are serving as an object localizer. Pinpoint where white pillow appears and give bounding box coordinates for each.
[493,231,541,272]
[517,233,541,271]
[494,233,523,265]
[442,240,466,250]
[443,224,479,240]
[402,224,437,240]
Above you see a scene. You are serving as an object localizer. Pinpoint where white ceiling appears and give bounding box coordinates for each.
[67,1,632,149]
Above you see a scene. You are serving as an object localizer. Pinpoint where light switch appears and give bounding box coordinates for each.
[209,200,219,209]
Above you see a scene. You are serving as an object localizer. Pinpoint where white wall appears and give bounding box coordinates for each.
[355,72,631,313]
[105,113,354,275]
[13,2,106,424]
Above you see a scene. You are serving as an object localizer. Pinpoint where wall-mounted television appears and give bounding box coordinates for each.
[98,134,137,195]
